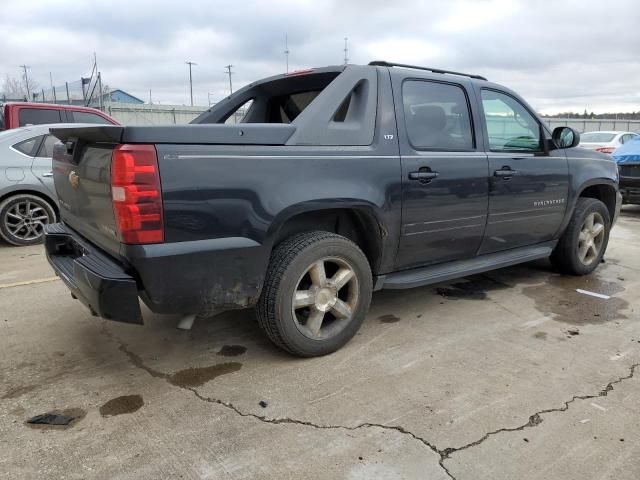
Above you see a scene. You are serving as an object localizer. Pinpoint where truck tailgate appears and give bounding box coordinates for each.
[51,126,124,258]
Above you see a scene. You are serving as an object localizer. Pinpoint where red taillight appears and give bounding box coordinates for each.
[111,144,164,244]
[595,147,615,154]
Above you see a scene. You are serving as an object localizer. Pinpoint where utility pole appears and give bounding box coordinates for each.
[225,65,234,95]
[343,37,349,65]
[19,65,31,99]
[149,89,152,104]
[49,72,57,103]
[284,34,290,73]
[186,61,197,106]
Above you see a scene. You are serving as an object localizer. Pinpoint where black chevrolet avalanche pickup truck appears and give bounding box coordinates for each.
[45,61,621,357]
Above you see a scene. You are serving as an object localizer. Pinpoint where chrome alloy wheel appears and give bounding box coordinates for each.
[577,211,605,266]
[291,257,360,340]
[4,199,51,242]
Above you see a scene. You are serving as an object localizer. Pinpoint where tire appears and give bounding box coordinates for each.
[0,194,57,246]
[256,231,373,357]
[551,197,610,275]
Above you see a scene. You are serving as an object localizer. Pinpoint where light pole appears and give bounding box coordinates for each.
[186,61,197,106]
[225,65,234,95]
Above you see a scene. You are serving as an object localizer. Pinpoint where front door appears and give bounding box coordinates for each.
[477,89,568,254]
[393,76,489,270]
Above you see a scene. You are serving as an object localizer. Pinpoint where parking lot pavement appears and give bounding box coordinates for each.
[1,208,639,480]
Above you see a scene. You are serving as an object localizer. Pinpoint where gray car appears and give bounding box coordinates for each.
[0,124,78,245]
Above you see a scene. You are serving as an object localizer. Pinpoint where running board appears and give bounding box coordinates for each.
[377,242,556,290]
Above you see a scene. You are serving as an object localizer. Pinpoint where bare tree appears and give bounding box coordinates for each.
[1,75,25,99]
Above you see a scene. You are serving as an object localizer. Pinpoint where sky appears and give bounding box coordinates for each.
[1,0,639,114]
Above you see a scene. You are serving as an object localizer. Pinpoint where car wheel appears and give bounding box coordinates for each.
[0,194,57,246]
[256,231,372,357]
[551,197,610,275]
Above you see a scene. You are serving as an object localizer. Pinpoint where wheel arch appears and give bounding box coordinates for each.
[267,203,387,275]
[576,180,617,222]
[0,187,59,218]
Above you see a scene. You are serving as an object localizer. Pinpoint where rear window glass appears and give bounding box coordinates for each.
[580,132,616,142]
[268,91,321,123]
[71,111,111,124]
[18,108,62,126]
[12,136,42,156]
[36,135,58,158]
[403,80,474,150]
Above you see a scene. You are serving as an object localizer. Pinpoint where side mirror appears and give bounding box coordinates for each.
[552,126,580,149]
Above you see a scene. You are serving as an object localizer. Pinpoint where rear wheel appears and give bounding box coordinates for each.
[551,197,610,275]
[256,231,372,357]
[0,194,56,246]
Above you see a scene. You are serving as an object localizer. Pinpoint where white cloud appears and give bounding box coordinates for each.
[1,0,638,112]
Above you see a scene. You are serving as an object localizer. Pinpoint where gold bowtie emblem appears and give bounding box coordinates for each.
[68,171,79,189]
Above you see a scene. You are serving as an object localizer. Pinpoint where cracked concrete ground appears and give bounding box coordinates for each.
[1,207,640,479]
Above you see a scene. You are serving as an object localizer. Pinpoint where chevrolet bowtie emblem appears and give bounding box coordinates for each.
[68,170,79,189]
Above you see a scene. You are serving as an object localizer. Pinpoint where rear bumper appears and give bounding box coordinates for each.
[44,223,143,324]
[44,222,270,321]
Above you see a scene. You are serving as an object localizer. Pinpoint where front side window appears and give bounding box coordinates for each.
[481,90,541,152]
[402,80,474,150]
[18,108,62,126]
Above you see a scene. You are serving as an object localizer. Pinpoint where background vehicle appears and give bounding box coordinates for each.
[578,130,638,154]
[0,124,81,245]
[45,62,620,357]
[613,135,640,204]
[0,102,118,131]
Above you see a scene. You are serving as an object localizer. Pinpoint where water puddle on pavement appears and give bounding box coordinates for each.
[378,314,401,323]
[435,275,511,300]
[522,274,627,325]
[216,345,247,357]
[100,395,144,417]
[169,362,242,388]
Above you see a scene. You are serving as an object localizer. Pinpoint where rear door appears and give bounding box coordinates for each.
[392,72,489,269]
[476,88,568,253]
[31,134,58,196]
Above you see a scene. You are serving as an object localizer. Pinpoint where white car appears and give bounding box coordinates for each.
[579,131,639,154]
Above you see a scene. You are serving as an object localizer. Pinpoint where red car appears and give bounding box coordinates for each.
[0,102,119,130]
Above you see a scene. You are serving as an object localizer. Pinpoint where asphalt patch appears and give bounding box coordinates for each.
[100,394,144,417]
[378,314,401,323]
[217,345,247,357]
[169,362,242,388]
[26,408,86,429]
[522,273,627,325]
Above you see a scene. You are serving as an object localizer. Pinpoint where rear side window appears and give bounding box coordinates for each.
[268,91,321,123]
[18,108,63,126]
[71,111,111,124]
[36,135,58,158]
[12,136,42,156]
[403,81,474,150]
[481,90,541,152]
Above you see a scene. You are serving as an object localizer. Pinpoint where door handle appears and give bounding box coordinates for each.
[409,170,439,182]
[494,168,517,178]
[42,172,53,177]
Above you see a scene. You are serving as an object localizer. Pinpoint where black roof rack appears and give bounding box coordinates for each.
[368,61,487,81]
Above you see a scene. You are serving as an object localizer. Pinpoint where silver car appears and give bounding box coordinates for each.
[579,130,639,154]
[0,124,76,245]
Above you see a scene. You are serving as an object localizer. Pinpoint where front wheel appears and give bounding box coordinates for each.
[256,231,372,357]
[551,197,611,275]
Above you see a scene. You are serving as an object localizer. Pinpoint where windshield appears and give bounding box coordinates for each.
[580,132,616,142]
